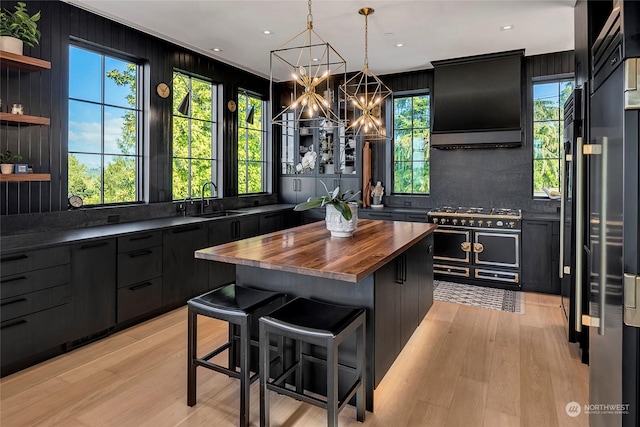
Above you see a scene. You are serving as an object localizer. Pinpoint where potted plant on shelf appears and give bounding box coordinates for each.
[294,180,362,238]
[0,2,41,55]
[0,150,22,174]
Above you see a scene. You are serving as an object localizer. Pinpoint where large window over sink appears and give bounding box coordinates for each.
[532,79,573,197]
[392,93,430,194]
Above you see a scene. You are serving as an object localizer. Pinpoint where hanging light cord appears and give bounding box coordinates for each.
[363,11,369,70]
[307,0,313,30]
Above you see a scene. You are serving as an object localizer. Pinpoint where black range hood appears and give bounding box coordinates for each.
[431,50,524,149]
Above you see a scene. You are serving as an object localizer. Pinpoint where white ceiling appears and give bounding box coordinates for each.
[64,0,576,80]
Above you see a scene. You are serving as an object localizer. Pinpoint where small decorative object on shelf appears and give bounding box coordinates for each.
[14,163,28,174]
[10,103,23,114]
[371,181,384,208]
[294,180,362,237]
[0,2,41,55]
[296,148,317,174]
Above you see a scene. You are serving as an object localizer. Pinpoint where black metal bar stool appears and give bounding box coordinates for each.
[259,297,366,427]
[187,283,285,427]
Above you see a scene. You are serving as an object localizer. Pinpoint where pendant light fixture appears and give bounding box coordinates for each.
[340,7,391,140]
[270,0,346,130]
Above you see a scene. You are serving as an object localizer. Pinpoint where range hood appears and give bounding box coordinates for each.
[431,50,524,149]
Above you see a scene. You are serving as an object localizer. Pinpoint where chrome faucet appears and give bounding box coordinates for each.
[201,181,218,214]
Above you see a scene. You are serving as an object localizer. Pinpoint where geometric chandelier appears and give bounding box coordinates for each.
[270,0,346,130]
[340,7,391,140]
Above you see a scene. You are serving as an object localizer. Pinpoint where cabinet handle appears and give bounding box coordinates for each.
[396,254,407,284]
[1,298,27,307]
[575,137,585,332]
[1,319,27,329]
[80,241,109,250]
[428,244,433,254]
[129,234,153,242]
[1,275,27,284]
[598,137,608,336]
[1,254,28,262]
[129,249,153,258]
[234,221,241,238]
[129,282,153,291]
[172,225,200,234]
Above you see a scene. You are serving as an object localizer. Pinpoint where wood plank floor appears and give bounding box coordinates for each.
[0,292,588,427]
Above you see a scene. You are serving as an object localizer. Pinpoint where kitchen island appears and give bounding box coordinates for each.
[195,219,437,410]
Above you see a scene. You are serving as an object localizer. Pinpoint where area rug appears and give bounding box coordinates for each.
[433,280,525,314]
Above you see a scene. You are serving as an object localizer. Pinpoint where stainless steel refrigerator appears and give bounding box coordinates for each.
[581,4,640,425]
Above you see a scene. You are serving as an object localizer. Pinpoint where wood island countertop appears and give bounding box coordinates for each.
[195,219,437,283]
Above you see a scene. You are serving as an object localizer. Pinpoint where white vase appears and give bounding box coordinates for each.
[0,36,23,55]
[325,203,358,238]
[1,164,15,174]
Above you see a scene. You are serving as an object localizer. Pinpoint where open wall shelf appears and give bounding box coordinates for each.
[0,113,50,126]
[0,174,51,182]
[0,51,51,71]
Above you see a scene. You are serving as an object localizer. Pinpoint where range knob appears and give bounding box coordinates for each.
[509,221,515,228]
[478,220,484,227]
[461,219,467,226]
[486,220,492,227]
[496,220,504,227]
[432,217,438,224]
[452,219,458,225]
[469,219,474,226]
[440,218,447,225]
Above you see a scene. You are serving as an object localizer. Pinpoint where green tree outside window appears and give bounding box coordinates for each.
[238,91,266,194]
[172,72,218,200]
[532,80,573,196]
[393,94,430,194]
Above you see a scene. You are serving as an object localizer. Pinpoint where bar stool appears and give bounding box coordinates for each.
[187,283,285,427]
[259,297,366,427]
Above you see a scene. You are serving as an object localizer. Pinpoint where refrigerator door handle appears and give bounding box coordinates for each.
[598,136,608,336]
[559,150,568,279]
[575,137,585,332]
[624,273,640,328]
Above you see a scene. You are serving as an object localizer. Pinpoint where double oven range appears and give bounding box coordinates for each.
[428,206,522,290]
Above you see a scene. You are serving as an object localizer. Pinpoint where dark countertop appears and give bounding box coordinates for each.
[522,211,560,221]
[196,219,437,283]
[0,204,295,254]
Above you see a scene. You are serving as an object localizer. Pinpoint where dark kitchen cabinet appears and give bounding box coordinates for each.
[1,247,71,376]
[521,219,560,294]
[117,231,163,323]
[163,223,210,305]
[373,237,433,385]
[280,176,316,204]
[70,239,117,342]
[359,210,406,221]
[259,211,285,234]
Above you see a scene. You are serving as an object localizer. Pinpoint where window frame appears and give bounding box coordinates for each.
[67,42,145,206]
[391,90,431,195]
[237,89,268,195]
[531,75,574,198]
[171,70,220,200]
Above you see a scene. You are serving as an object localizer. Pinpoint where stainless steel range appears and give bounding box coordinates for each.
[428,206,522,289]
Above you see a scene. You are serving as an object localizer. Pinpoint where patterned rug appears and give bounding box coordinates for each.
[433,280,525,314]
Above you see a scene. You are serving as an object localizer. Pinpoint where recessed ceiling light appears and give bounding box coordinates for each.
[211,48,222,52]
[384,32,394,37]
[312,58,319,62]
[500,25,514,31]
[263,30,272,35]
[396,43,404,48]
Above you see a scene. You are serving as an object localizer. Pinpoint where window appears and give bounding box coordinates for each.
[532,79,573,196]
[172,71,218,200]
[238,91,267,194]
[392,94,430,194]
[68,45,142,205]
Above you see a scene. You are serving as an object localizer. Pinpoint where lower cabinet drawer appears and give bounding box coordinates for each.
[117,246,162,288]
[1,304,71,368]
[1,247,70,277]
[117,277,162,323]
[1,264,70,299]
[1,284,71,322]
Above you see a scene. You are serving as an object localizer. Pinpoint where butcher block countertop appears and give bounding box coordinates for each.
[195,219,437,283]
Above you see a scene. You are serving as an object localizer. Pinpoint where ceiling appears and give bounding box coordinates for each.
[64,0,576,81]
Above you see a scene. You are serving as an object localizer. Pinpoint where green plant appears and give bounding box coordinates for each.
[0,2,41,47]
[0,150,22,163]
[294,180,362,221]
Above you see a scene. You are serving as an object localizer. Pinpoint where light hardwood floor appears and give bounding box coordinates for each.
[0,292,588,427]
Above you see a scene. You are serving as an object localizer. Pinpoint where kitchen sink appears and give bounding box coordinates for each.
[189,210,245,218]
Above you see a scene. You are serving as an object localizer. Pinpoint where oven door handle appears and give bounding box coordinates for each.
[460,242,471,252]
[473,243,484,253]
